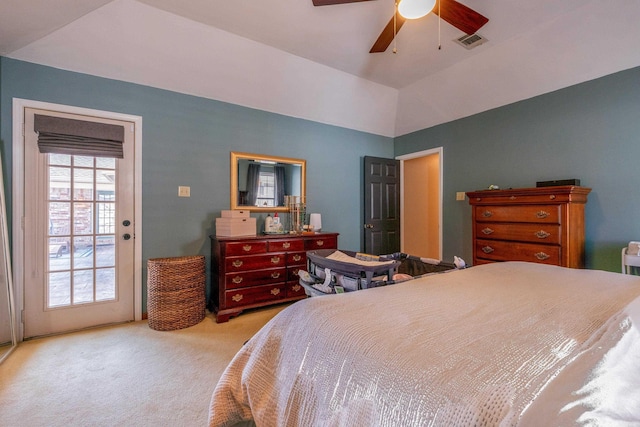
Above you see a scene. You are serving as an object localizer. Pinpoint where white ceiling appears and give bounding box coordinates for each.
[2,0,640,137]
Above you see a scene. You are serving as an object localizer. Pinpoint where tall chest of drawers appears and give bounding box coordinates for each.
[209,233,338,323]
[466,186,591,268]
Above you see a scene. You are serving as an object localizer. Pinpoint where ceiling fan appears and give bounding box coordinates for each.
[312,0,489,53]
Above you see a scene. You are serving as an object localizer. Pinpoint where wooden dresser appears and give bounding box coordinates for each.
[209,233,338,322]
[466,186,591,268]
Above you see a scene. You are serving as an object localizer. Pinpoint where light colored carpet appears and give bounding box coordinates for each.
[0,306,286,427]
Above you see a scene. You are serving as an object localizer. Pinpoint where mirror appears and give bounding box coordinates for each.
[0,150,17,364]
[230,152,306,213]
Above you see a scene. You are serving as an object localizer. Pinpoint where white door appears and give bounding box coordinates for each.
[22,107,136,338]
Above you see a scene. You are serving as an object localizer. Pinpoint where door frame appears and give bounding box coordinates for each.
[397,147,443,259]
[12,98,143,341]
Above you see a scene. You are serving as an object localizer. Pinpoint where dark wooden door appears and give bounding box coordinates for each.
[364,156,400,255]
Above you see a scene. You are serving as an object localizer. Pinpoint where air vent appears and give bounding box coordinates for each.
[454,33,488,49]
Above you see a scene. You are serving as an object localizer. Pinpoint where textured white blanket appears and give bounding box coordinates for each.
[209,262,640,426]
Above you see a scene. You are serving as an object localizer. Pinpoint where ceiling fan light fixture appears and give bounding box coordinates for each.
[397,0,436,19]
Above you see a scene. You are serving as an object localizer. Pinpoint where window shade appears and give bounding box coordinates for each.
[34,114,125,159]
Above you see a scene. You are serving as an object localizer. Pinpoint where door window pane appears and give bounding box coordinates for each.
[47,153,118,309]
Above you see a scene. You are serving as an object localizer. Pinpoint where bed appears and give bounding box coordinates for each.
[208,262,640,426]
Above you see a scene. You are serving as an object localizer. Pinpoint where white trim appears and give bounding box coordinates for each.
[396,147,444,259]
[12,98,143,340]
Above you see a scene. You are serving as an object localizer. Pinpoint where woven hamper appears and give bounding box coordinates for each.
[147,255,206,331]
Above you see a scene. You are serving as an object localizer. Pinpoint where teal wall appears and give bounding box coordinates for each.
[396,66,640,271]
[2,57,638,312]
[0,57,393,309]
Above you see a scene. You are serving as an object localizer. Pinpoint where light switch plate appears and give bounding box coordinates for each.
[178,186,191,197]
[456,192,466,201]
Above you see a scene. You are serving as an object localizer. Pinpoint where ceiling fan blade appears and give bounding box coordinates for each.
[370,11,406,53]
[312,0,373,5]
[435,0,488,35]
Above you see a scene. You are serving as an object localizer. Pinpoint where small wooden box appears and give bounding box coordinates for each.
[220,209,251,218]
[216,217,256,237]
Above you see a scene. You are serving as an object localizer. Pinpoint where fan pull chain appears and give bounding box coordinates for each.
[393,1,398,54]
[438,0,442,50]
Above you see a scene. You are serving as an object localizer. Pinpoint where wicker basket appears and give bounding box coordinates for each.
[147,255,206,331]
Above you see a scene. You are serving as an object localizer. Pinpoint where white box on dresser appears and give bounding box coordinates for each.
[220,209,251,218]
[215,217,256,237]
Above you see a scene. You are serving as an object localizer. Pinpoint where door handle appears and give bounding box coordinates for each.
[364,224,374,229]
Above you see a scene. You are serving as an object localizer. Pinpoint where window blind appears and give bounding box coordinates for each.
[34,114,125,159]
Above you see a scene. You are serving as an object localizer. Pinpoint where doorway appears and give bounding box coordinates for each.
[398,148,442,259]
[12,99,143,340]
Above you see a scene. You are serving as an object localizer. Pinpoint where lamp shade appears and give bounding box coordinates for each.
[309,213,322,232]
[398,0,436,19]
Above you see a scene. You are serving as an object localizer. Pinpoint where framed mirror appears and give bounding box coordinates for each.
[230,152,306,213]
[0,151,17,364]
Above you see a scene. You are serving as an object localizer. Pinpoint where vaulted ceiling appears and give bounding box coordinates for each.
[2,0,640,137]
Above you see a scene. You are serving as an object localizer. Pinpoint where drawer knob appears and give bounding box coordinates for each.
[271,256,281,264]
[292,268,299,277]
[316,240,324,246]
[283,242,290,249]
[232,260,243,267]
[481,246,494,254]
[535,252,551,260]
[271,272,281,279]
[549,195,556,200]
[242,244,252,252]
[232,276,243,284]
[292,284,301,292]
[481,227,494,235]
[482,211,493,218]
[232,294,243,302]
[535,230,551,239]
[293,254,302,262]
[536,211,550,219]
[270,288,281,296]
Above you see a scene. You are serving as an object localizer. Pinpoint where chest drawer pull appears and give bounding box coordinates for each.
[292,268,300,277]
[270,288,281,296]
[535,230,551,239]
[482,211,493,218]
[316,240,325,246]
[232,294,243,302]
[232,260,243,268]
[535,252,551,260]
[271,256,281,264]
[293,254,302,262]
[481,246,494,254]
[232,276,243,284]
[481,227,494,235]
[271,272,281,279]
[536,211,550,219]
[283,242,290,249]
[292,284,301,292]
[242,244,252,252]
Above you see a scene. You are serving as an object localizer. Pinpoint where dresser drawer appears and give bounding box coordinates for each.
[288,265,304,282]
[268,239,304,252]
[225,253,286,271]
[287,282,305,298]
[224,283,286,308]
[286,251,306,266]
[225,241,268,256]
[474,205,560,223]
[305,235,338,250]
[475,239,560,265]
[225,267,287,289]
[475,223,561,245]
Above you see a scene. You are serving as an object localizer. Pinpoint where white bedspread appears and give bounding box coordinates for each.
[209,262,640,426]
